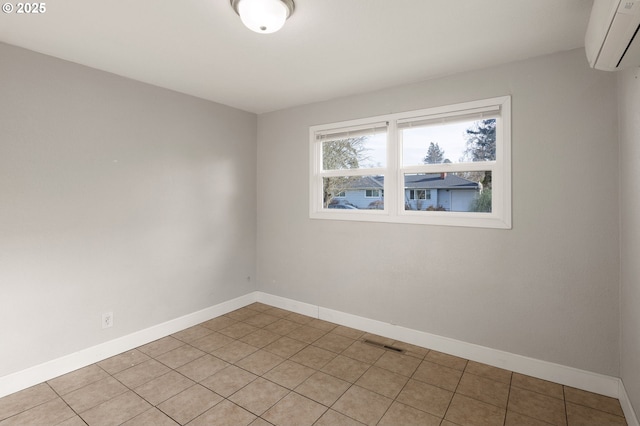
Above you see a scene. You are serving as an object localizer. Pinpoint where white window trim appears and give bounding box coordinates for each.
[309,96,512,229]
[409,190,430,200]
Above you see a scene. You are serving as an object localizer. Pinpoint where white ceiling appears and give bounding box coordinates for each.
[0,0,593,114]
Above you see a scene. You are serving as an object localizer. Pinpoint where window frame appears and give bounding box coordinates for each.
[409,189,430,201]
[309,96,511,229]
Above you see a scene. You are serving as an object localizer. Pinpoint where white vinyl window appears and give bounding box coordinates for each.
[310,96,511,229]
[409,190,430,200]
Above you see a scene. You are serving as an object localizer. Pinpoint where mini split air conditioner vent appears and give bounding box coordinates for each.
[585,0,640,71]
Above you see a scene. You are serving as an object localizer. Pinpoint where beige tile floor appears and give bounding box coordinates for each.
[0,303,628,426]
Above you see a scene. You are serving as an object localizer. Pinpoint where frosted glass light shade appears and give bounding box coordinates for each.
[237,0,289,34]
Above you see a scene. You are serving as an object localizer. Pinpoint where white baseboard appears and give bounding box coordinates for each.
[256,292,319,317]
[3,290,638,426]
[0,292,258,398]
[320,306,621,397]
[620,380,640,426]
[255,292,628,403]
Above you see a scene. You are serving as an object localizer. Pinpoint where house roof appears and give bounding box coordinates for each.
[404,174,480,190]
[344,174,479,190]
[344,176,384,190]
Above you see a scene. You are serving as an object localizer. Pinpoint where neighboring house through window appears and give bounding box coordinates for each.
[310,96,511,229]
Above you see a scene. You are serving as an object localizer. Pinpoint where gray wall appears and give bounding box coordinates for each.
[1,40,628,398]
[619,67,640,416]
[0,43,257,376]
[257,49,620,376]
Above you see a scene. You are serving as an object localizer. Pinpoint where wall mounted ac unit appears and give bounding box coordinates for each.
[585,0,640,71]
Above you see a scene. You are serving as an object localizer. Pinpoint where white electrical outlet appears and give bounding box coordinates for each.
[102,312,113,329]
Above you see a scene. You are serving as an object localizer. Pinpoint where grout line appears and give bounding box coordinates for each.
[442,356,465,424]
[503,372,513,426]
[563,385,569,426]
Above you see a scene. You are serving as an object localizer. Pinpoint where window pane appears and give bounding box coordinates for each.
[402,119,496,166]
[323,175,384,209]
[403,171,492,212]
[322,132,386,170]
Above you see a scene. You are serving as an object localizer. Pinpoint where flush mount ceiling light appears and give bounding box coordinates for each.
[230,0,294,34]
